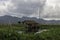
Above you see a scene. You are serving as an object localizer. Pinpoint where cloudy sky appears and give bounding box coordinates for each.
[0,0,60,20]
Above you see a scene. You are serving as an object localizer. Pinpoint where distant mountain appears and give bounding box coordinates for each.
[0,15,20,24]
[0,15,60,24]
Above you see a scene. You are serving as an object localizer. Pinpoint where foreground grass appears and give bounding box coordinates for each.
[0,24,60,40]
[37,28,60,40]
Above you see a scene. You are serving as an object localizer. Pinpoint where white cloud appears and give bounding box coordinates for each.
[40,0,60,20]
[0,0,14,16]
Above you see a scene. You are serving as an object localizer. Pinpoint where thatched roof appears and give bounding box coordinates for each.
[23,20,38,25]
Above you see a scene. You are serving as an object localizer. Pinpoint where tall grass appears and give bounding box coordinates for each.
[0,24,60,40]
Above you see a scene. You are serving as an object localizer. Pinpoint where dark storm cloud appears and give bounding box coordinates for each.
[0,0,60,20]
[7,0,46,17]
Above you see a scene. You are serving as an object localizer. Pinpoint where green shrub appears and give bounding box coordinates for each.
[34,28,60,40]
[0,31,20,40]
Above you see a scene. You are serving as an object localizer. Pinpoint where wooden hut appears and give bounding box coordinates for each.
[23,20,39,32]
